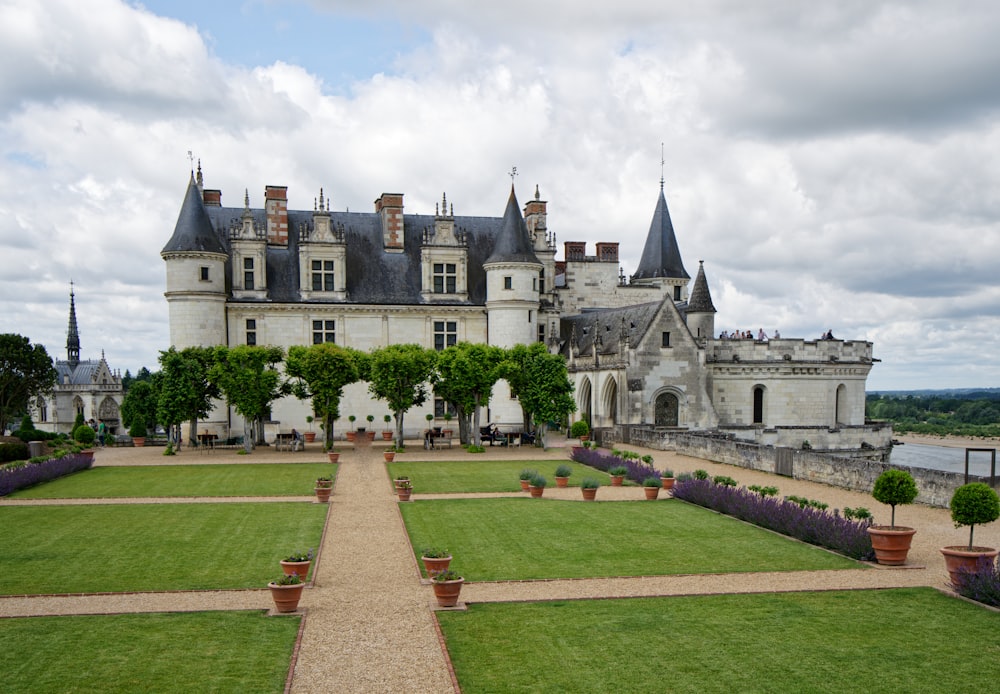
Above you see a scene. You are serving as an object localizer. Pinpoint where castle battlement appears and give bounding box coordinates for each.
[706,338,873,364]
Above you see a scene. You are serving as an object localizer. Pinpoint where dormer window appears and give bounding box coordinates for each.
[433,263,457,294]
[312,260,334,291]
[243,258,255,290]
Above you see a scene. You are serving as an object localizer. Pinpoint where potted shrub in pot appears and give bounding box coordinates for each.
[314,476,333,503]
[867,469,919,565]
[129,422,147,448]
[304,416,316,443]
[580,477,600,501]
[518,468,537,492]
[643,476,661,500]
[268,573,304,613]
[554,464,572,488]
[442,411,454,436]
[382,414,393,441]
[941,482,1000,587]
[280,549,314,581]
[528,473,547,498]
[570,420,590,442]
[420,547,452,577]
[660,468,675,491]
[365,415,376,441]
[609,465,627,487]
[396,478,413,502]
[431,569,464,607]
[346,415,357,442]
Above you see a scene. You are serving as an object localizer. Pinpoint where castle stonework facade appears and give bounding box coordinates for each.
[162,166,889,451]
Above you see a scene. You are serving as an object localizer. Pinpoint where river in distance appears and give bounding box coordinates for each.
[889,441,998,476]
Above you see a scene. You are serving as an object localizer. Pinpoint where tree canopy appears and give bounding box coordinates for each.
[0,334,57,434]
[367,344,437,448]
[120,378,160,437]
[507,346,576,448]
[434,342,503,446]
[157,346,220,447]
[286,343,362,450]
[210,345,289,446]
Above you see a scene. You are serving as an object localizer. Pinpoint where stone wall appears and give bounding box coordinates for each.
[623,427,996,508]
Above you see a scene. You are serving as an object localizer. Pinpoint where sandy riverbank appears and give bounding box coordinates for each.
[895,433,1000,449]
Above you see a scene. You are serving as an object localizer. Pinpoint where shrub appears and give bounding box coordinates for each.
[519,468,537,481]
[871,469,918,528]
[467,444,485,454]
[580,477,601,489]
[642,455,654,464]
[163,443,176,456]
[609,465,628,476]
[570,420,590,438]
[128,422,147,438]
[950,483,1000,550]
[674,478,874,561]
[693,469,709,480]
[554,464,572,478]
[951,556,1000,607]
[529,474,547,488]
[843,507,872,521]
[713,475,737,487]
[74,425,96,445]
[660,469,674,478]
[0,442,30,463]
[643,476,661,488]
[747,484,779,497]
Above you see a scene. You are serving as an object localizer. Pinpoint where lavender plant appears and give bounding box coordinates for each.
[569,446,657,484]
[951,556,1000,607]
[0,452,93,496]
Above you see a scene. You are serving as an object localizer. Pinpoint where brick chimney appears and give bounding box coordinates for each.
[564,241,586,261]
[375,193,404,252]
[596,242,619,262]
[203,189,222,206]
[265,185,288,245]
[523,185,547,235]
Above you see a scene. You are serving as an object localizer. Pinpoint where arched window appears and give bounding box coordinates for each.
[578,378,593,426]
[753,386,765,425]
[603,377,618,424]
[655,392,679,427]
[36,397,47,423]
[835,384,847,427]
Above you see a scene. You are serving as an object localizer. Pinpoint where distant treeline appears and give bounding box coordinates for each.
[866,392,1000,437]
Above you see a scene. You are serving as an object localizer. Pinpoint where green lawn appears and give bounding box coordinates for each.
[7,463,336,498]
[438,588,1000,693]
[0,611,299,693]
[387,460,614,493]
[0,503,327,594]
[400,498,857,580]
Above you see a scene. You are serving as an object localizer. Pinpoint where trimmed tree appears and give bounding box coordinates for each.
[285,343,363,450]
[157,347,220,451]
[509,348,576,449]
[367,344,437,449]
[120,379,159,440]
[0,334,57,435]
[210,345,289,450]
[950,482,1000,550]
[433,342,503,446]
[871,469,918,528]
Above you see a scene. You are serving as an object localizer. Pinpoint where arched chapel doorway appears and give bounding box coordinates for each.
[654,392,679,427]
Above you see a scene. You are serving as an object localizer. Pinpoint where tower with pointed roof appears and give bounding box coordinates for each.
[66,282,80,368]
[686,260,717,340]
[631,183,690,302]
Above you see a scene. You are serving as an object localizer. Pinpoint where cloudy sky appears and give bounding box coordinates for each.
[2,0,999,391]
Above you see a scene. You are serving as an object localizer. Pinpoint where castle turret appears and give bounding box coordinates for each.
[631,184,690,302]
[686,260,717,340]
[161,175,228,350]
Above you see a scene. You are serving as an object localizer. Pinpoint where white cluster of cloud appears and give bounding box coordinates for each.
[1,0,999,389]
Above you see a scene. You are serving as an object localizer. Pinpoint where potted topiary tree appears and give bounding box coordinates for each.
[867,469,919,565]
[570,420,590,442]
[304,416,316,443]
[554,464,572,488]
[382,414,393,441]
[365,415,376,441]
[346,415,357,442]
[129,422,147,448]
[660,468,675,491]
[941,482,1000,587]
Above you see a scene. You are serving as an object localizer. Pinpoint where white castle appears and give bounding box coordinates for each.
[162,164,888,452]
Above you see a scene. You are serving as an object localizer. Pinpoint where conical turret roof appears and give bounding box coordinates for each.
[161,176,227,255]
[687,260,716,313]
[484,186,542,265]
[632,188,689,280]
[66,283,80,368]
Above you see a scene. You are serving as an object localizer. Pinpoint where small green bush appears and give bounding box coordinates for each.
[580,478,601,489]
[570,420,590,438]
[0,442,30,463]
[554,464,572,478]
[693,469,709,480]
[643,476,661,488]
[843,507,872,521]
[748,484,779,497]
[73,425,96,446]
[609,465,628,476]
[713,475,737,487]
[529,474,547,488]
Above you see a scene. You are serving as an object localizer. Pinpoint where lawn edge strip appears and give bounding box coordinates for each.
[283,612,309,694]
[430,610,463,694]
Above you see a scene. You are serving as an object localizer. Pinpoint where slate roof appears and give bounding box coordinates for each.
[632,188,689,281]
[161,178,228,256]
[559,301,664,357]
[484,187,542,265]
[54,360,104,386]
[687,260,717,313]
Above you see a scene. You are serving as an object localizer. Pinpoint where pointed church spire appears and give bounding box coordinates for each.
[632,186,690,281]
[687,260,717,313]
[66,282,80,368]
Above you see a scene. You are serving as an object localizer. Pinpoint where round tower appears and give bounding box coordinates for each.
[686,260,717,341]
[161,175,228,351]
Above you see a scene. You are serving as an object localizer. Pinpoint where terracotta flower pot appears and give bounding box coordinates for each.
[940,546,999,587]
[867,526,916,565]
[384,451,395,462]
[268,582,305,613]
[327,452,340,463]
[382,431,394,441]
[315,486,332,503]
[366,431,376,442]
[529,485,544,498]
[555,476,569,488]
[644,486,660,500]
[397,489,412,502]
[280,560,311,581]
[421,555,452,577]
[132,437,146,448]
[394,478,410,490]
[581,487,598,501]
[661,477,675,491]
[345,431,356,442]
[610,475,624,487]
[303,432,316,443]
[432,577,464,607]
[520,479,530,491]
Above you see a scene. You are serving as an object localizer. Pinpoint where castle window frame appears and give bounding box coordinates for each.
[433,263,457,294]
[661,331,671,348]
[200,266,209,281]
[538,324,545,343]
[243,257,255,290]
[673,286,681,301]
[539,269,545,293]
[312,260,335,291]
[503,276,512,290]
[434,398,457,418]
[433,320,457,351]
[312,319,336,344]
[246,319,257,346]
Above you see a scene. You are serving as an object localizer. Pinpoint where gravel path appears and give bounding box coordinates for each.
[2,439,997,693]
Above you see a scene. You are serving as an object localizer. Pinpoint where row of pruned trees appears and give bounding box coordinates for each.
[121,341,576,451]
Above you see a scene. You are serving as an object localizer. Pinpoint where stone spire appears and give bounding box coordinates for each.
[66,282,80,368]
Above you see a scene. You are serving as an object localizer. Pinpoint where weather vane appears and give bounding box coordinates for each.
[660,142,665,191]
[187,150,194,173]
[509,166,518,184]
